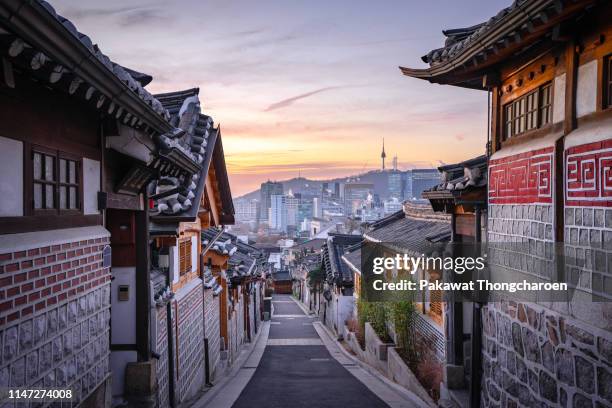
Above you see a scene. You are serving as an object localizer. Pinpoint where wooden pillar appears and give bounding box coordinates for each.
[490,86,502,154]
[135,196,151,361]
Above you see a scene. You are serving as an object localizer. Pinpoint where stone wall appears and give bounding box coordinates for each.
[174,280,204,403]
[203,287,220,379]
[155,304,170,408]
[481,300,612,407]
[0,230,111,405]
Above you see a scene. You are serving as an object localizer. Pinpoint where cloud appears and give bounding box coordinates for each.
[61,4,170,27]
[264,86,347,112]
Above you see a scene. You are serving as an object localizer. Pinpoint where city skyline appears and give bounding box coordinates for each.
[51,0,508,195]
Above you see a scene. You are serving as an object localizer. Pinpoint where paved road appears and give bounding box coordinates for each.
[231,294,390,408]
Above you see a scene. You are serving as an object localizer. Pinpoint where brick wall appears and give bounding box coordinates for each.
[0,230,111,405]
[174,281,204,402]
[203,287,220,380]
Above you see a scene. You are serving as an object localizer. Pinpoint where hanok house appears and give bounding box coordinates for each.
[201,229,266,367]
[320,233,361,334]
[358,203,450,352]
[0,1,182,406]
[147,88,234,406]
[422,155,488,407]
[402,0,612,406]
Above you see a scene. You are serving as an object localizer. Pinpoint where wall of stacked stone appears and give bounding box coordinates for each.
[488,204,555,278]
[174,282,204,403]
[203,287,220,379]
[0,234,111,405]
[481,300,612,407]
[563,206,612,330]
[155,305,170,408]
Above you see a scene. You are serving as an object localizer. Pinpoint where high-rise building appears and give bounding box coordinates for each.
[269,194,287,232]
[297,195,314,225]
[344,182,374,216]
[388,171,403,199]
[411,169,440,200]
[404,171,413,199]
[285,190,299,228]
[234,198,259,223]
[259,181,283,222]
[312,197,321,218]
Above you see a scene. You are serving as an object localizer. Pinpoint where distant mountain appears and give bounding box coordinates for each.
[235,168,436,201]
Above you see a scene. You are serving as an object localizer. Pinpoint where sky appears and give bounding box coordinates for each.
[53,0,509,196]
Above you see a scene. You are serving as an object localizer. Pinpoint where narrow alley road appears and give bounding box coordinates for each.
[231,294,391,408]
[193,294,425,408]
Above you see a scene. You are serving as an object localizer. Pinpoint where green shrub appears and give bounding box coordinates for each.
[390,300,416,360]
[357,300,388,340]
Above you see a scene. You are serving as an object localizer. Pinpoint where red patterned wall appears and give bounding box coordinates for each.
[565,140,612,207]
[489,147,554,204]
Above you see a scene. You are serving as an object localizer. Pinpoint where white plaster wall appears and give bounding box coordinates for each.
[552,73,566,124]
[191,236,198,273]
[576,60,597,117]
[0,136,23,216]
[0,225,109,251]
[110,266,137,344]
[337,295,354,330]
[106,125,155,163]
[110,350,137,400]
[170,244,179,283]
[83,158,100,215]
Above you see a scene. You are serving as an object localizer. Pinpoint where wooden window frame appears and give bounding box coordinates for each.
[502,82,553,140]
[605,54,612,110]
[178,238,192,277]
[27,145,83,216]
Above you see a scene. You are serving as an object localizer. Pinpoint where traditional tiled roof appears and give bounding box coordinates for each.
[341,246,362,275]
[423,155,487,196]
[12,1,170,122]
[399,0,596,88]
[202,228,266,280]
[321,233,362,287]
[272,270,291,281]
[149,91,216,218]
[154,88,200,125]
[364,214,450,255]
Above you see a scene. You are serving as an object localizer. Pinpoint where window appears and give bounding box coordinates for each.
[503,82,553,139]
[605,54,612,109]
[31,148,81,214]
[179,239,192,276]
[429,289,443,324]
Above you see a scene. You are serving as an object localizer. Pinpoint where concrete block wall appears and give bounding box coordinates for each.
[0,230,111,405]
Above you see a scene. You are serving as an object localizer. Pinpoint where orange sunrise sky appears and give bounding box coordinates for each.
[52,0,509,196]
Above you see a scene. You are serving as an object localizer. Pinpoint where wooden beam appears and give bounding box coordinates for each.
[68,76,82,94]
[135,204,151,361]
[1,57,15,88]
[8,38,24,57]
[490,86,502,153]
[48,64,63,83]
[30,52,46,70]
[564,39,578,134]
